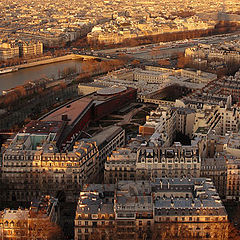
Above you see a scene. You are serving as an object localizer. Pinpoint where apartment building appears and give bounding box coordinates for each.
[201,154,227,198]
[200,132,240,200]
[0,42,20,60]
[134,69,169,84]
[19,41,43,57]
[185,43,240,63]
[219,70,240,102]
[193,103,240,137]
[0,195,59,240]
[114,181,154,240]
[104,148,136,184]
[74,184,115,240]
[91,126,125,182]
[175,107,196,138]
[179,69,217,83]
[139,106,176,145]
[226,158,240,201]
[1,121,124,202]
[152,178,228,239]
[75,178,228,240]
[0,41,43,60]
[105,141,201,183]
[140,105,195,140]
[0,209,29,240]
[136,142,201,180]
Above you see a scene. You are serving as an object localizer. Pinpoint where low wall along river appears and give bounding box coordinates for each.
[0,54,95,94]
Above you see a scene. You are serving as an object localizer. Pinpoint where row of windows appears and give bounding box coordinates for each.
[4,155,83,161]
[157,216,226,222]
[4,160,97,169]
[78,221,114,227]
[139,159,199,164]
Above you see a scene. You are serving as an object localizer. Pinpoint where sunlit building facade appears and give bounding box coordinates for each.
[0,195,59,240]
[75,178,228,240]
[1,121,124,202]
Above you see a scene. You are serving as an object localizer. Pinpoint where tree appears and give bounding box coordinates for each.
[176,52,191,69]
[151,223,194,240]
[228,223,240,240]
[88,225,116,240]
[158,59,171,67]
[131,59,140,67]
[225,59,240,76]
[28,214,64,240]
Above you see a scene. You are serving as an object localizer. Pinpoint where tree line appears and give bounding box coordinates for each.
[72,21,240,51]
[86,222,240,240]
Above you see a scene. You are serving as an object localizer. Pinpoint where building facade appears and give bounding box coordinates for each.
[19,41,43,57]
[0,195,59,240]
[0,42,20,60]
[104,148,136,184]
[136,142,201,180]
[1,123,125,202]
[75,178,228,240]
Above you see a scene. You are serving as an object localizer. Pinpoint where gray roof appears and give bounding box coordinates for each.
[91,126,123,146]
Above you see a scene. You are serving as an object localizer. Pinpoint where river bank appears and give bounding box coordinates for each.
[0,59,85,94]
[0,54,92,74]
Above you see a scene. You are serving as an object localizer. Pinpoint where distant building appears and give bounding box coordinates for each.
[185,42,240,63]
[78,83,105,95]
[18,41,43,57]
[0,42,19,60]
[0,41,44,60]
[134,69,168,84]
[145,66,217,84]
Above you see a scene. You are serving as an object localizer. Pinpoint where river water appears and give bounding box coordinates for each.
[0,59,83,94]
